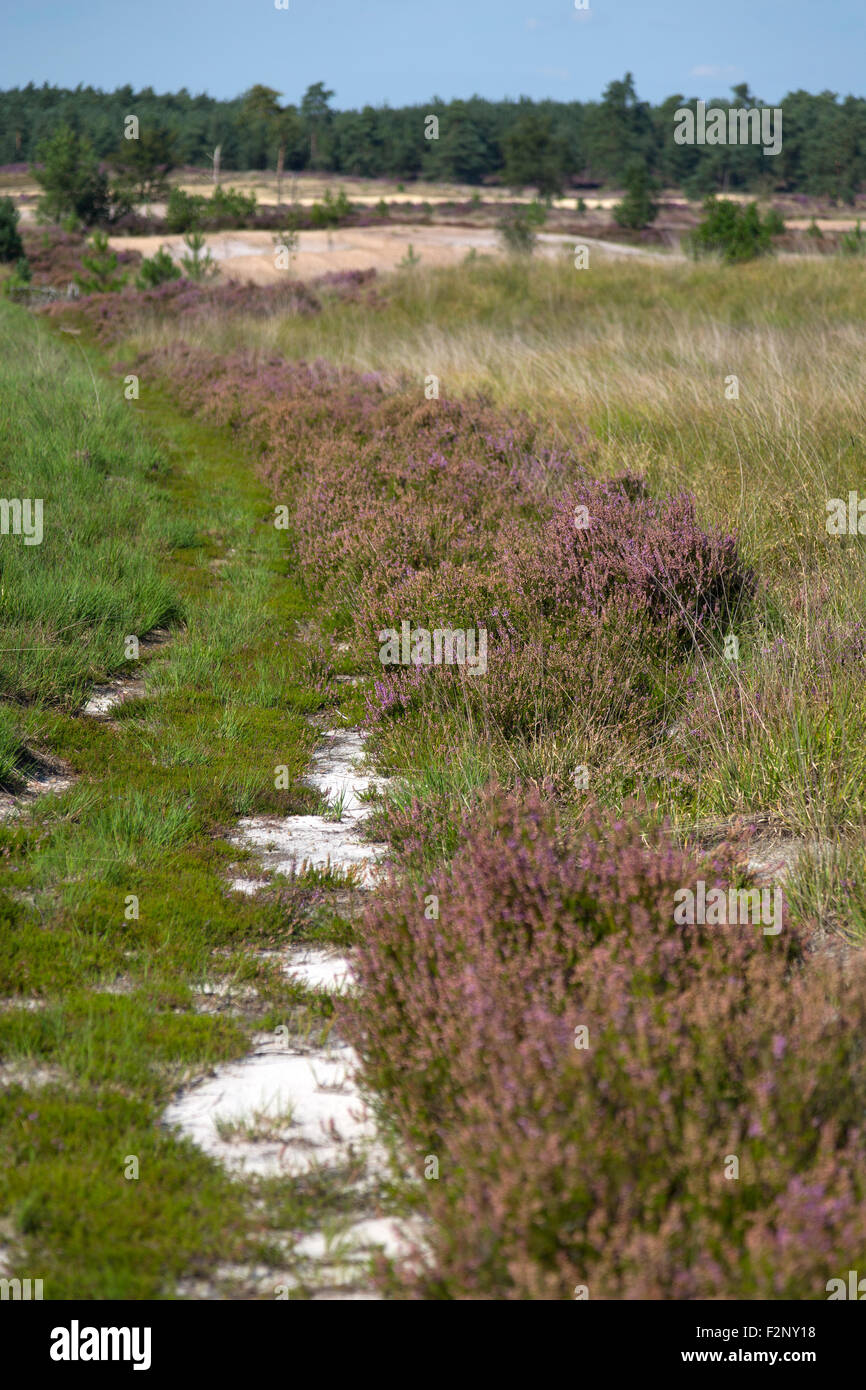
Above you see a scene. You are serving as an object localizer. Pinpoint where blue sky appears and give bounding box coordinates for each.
[0,0,861,107]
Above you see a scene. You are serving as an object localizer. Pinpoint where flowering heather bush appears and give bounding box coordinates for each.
[127,352,588,593]
[45,275,323,335]
[312,267,381,305]
[503,476,755,651]
[343,789,866,1299]
[22,225,141,289]
[107,341,752,748]
[360,561,672,742]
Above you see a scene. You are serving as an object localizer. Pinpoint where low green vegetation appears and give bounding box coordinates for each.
[0,300,355,1297]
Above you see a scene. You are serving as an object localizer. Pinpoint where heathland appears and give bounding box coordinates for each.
[2,233,866,1297]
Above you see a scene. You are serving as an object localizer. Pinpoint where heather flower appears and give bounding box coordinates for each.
[342,789,866,1299]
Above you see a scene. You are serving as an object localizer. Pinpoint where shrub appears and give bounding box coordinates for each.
[111,349,751,752]
[47,275,321,336]
[840,221,866,256]
[165,187,207,233]
[357,469,753,744]
[497,207,537,255]
[397,243,421,270]
[763,207,786,236]
[209,184,257,226]
[524,199,548,227]
[361,564,669,744]
[1,256,31,299]
[687,196,776,263]
[342,788,866,1299]
[20,225,137,289]
[502,476,755,652]
[272,224,299,269]
[309,187,352,228]
[135,246,182,290]
[613,158,658,231]
[0,197,24,262]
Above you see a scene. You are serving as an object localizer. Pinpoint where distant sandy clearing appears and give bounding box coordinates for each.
[105,223,674,284]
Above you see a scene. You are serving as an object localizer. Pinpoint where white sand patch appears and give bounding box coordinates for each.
[230,727,388,887]
[282,948,355,994]
[80,631,168,717]
[81,676,146,716]
[293,1216,418,1265]
[162,1038,384,1179]
[229,877,269,895]
[0,1061,65,1089]
[232,814,385,885]
[0,763,75,822]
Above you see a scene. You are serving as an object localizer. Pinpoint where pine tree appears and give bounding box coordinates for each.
[180,230,217,281]
[613,158,659,230]
[74,230,127,293]
[0,196,23,262]
[35,125,109,226]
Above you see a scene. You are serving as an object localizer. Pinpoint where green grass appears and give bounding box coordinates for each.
[0,316,182,710]
[0,299,366,1298]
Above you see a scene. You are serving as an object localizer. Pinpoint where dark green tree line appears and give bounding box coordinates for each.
[2,77,865,200]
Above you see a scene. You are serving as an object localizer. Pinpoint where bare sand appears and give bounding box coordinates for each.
[104,223,676,285]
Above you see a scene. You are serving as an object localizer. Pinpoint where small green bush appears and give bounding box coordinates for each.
[613,159,659,231]
[180,230,217,281]
[135,246,182,290]
[165,188,207,234]
[0,197,24,262]
[840,221,866,256]
[497,207,537,255]
[309,188,352,228]
[687,196,775,263]
[1,257,31,299]
[74,230,127,294]
[209,185,257,226]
